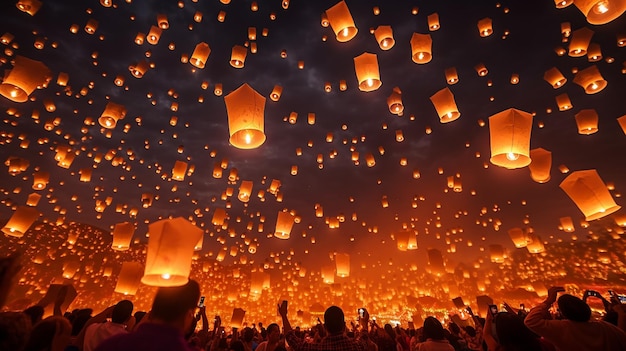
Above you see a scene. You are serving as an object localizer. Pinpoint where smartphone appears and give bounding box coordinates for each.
[618,295,626,304]
[488,304,498,316]
[358,308,365,318]
[281,300,288,310]
[198,296,205,308]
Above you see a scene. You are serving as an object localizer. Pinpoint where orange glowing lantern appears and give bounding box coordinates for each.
[508,227,529,248]
[146,26,162,45]
[190,42,211,69]
[560,169,621,221]
[573,0,626,24]
[142,217,203,287]
[230,45,247,68]
[586,43,602,61]
[410,33,432,64]
[16,0,42,15]
[129,60,149,78]
[387,87,403,115]
[157,14,169,29]
[224,83,266,149]
[560,216,575,232]
[0,55,51,102]
[325,0,358,42]
[32,171,49,190]
[98,102,127,129]
[395,230,412,251]
[115,262,144,295]
[489,108,533,169]
[445,67,459,84]
[270,85,283,101]
[212,208,227,226]
[427,249,445,276]
[335,253,350,277]
[573,65,607,94]
[171,160,188,181]
[322,266,335,284]
[428,13,440,30]
[555,93,573,111]
[430,87,460,123]
[489,245,505,263]
[275,211,295,239]
[575,109,599,134]
[475,63,489,76]
[555,0,574,8]
[529,148,552,183]
[618,115,626,134]
[112,222,134,250]
[544,67,567,88]
[477,18,493,37]
[526,233,545,253]
[374,25,395,50]
[238,181,253,202]
[26,192,41,206]
[2,205,40,237]
[354,52,382,92]
[569,27,594,57]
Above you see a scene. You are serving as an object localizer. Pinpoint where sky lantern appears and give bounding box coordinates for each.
[98,102,126,129]
[16,0,42,15]
[508,227,529,248]
[427,249,445,276]
[114,262,144,295]
[475,63,489,76]
[0,55,51,102]
[544,67,567,88]
[325,0,358,42]
[428,13,440,31]
[238,181,253,202]
[270,85,283,101]
[212,208,227,226]
[157,13,169,29]
[410,33,432,64]
[171,160,188,181]
[224,83,266,149]
[575,109,599,134]
[573,0,626,24]
[2,205,40,238]
[26,192,41,206]
[322,265,335,284]
[489,244,505,263]
[190,42,211,69]
[477,18,493,37]
[559,169,621,221]
[275,210,295,239]
[586,43,602,61]
[555,0,574,8]
[573,65,607,94]
[129,60,149,78]
[489,108,533,169]
[335,253,350,277]
[112,222,135,250]
[445,67,459,84]
[142,217,203,287]
[230,45,247,68]
[529,148,552,183]
[354,52,382,92]
[430,87,461,123]
[374,25,395,50]
[526,233,545,253]
[32,171,49,190]
[146,26,162,45]
[617,115,626,134]
[395,230,414,251]
[85,19,99,34]
[387,87,404,115]
[569,27,594,56]
[560,216,575,232]
[555,93,573,111]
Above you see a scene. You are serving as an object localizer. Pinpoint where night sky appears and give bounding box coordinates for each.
[2,0,626,316]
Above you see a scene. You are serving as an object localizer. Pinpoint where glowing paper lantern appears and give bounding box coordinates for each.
[325,0,358,42]
[0,55,51,102]
[270,85,283,101]
[617,115,626,134]
[335,253,350,277]
[171,160,188,181]
[395,230,411,251]
[98,102,127,129]
[2,205,40,237]
[445,67,459,84]
[16,0,42,15]
[575,109,599,134]
[32,171,49,190]
[354,52,382,92]
[146,26,162,45]
[529,148,552,183]
[555,0,574,8]
[573,0,626,24]
[387,87,403,115]
[112,222,135,251]
[275,211,295,239]
[115,262,144,295]
[427,249,445,276]
[587,43,602,61]
[230,45,247,68]
[26,192,41,206]
[560,169,621,221]
[560,216,575,232]
[489,245,505,263]
[544,67,567,88]
[212,208,227,226]
[224,83,266,149]
[157,14,169,29]
[569,27,594,57]
[489,108,533,169]
[477,18,493,37]
[238,180,253,202]
[555,93,573,111]
[129,60,149,78]
[573,65,607,94]
[508,227,529,248]
[190,42,211,69]
[430,87,460,123]
[526,234,545,253]
[374,25,395,50]
[141,217,203,287]
[428,13,440,30]
[410,33,432,64]
[322,265,335,284]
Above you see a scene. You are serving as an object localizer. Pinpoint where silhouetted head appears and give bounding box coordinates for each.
[111,300,134,324]
[0,311,31,351]
[24,316,71,351]
[494,312,542,350]
[323,306,345,334]
[22,305,44,326]
[557,294,591,322]
[422,317,445,340]
[150,279,201,330]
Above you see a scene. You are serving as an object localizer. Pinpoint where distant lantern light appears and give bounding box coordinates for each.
[354,52,382,92]
[569,27,594,57]
[214,83,223,96]
[146,26,162,45]
[99,102,127,129]
[529,148,552,183]
[0,55,51,102]
[325,0,358,42]
[114,262,144,295]
[489,108,533,169]
[374,25,395,50]
[544,67,567,88]
[410,33,432,64]
[224,83,266,149]
[560,169,621,221]
[270,85,283,101]
[217,11,226,22]
[510,74,520,84]
[430,87,460,123]
[526,234,545,253]
[445,67,459,84]
[129,60,149,78]
[238,180,253,202]
[339,79,348,91]
[275,211,295,239]
[157,14,169,29]
[555,0,574,8]
[478,18,493,37]
[16,0,43,15]
[475,62,489,76]
[32,171,49,190]
[573,65,607,94]
[555,93,573,111]
[190,42,211,69]
[1,205,40,237]
[85,19,99,34]
[427,13,440,31]
[573,0,626,25]
[230,45,247,68]
[112,222,135,250]
[142,217,203,287]
[575,109,599,134]
[387,87,404,115]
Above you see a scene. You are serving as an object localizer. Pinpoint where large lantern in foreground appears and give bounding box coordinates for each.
[115,262,144,295]
[489,108,533,169]
[354,52,382,92]
[573,0,626,25]
[2,205,40,237]
[325,0,358,42]
[141,217,203,287]
[0,55,51,102]
[274,211,295,239]
[559,169,621,221]
[224,83,266,149]
[430,87,460,123]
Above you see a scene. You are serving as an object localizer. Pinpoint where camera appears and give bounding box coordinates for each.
[358,308,365,318]
[198,296,205,308]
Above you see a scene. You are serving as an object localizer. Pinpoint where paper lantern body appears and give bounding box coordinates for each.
[141,217,203,287]
[230,45,247,68]
[560,216,575,232]
[112,222,135,250]
[529,148,552,183]
[326,1,358,42]
[569,27,594,57]
[428,13,440,30]
[2,205,40,237]
[555,0,574,8]
[526,234,545,253]
[212,208,227,226]
[224,84,266,149]
[477,18,493,37]
[172,161,188,181]
[489,108,533,169]
[410,33,432,64]
[99,102,127,129]
[354,52,382,92]
[147,26,162,45]
[575,109,599,134]
[129,60,149,78]
[387,87,403,115]
[430,87,460,123]
[374,25,395,50]
[16,0,43,15]
[573,0,626,24]
[489,245,505,263]
[445,67,459,84]
[559,169,621,221]
[32,171,49,190]
[555,93,573,111]
[0,56,51,102]
[270,85,283,101]
[275,211,295,239]
[190,42,211,69]
[617,115,626,134]
[238,180,253,202]
[544,67,567,88]
[508,227,529,248]
[427,249,445,276]
[115,262,144,295]
[573,65,607,94]
[335,253,350,277]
